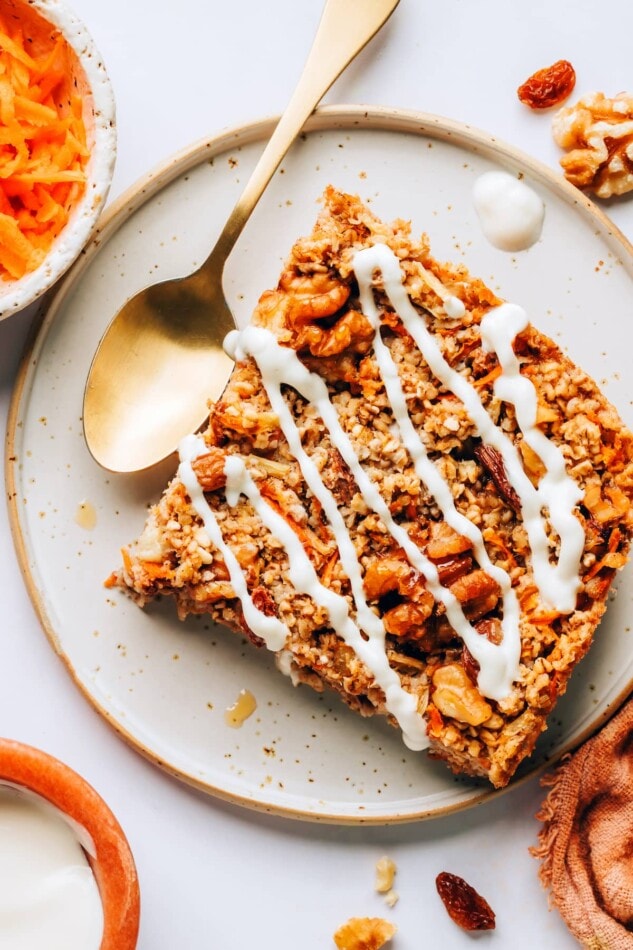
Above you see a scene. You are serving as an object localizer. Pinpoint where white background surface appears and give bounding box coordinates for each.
[2,0,632,947]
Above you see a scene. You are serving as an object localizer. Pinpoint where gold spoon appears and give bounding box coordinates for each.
[83,0,400,473]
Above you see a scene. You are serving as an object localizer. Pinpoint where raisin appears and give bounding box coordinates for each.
[475,617,503,645]
[461,644,480,685]
[434,552,473,586]
[251,586,277,617]
[474,443,522,512]
[237,607,266,648]
[436,871,496,931]
[517,59,576,110]
[463,619,503,685]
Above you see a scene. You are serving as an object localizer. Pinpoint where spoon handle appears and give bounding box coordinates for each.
[205,0,400,268]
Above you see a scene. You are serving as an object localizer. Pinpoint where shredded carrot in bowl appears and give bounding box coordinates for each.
[0,12,88,281]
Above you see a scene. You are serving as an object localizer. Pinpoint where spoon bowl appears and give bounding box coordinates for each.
[83,255,234,473]
[83,0,400,473]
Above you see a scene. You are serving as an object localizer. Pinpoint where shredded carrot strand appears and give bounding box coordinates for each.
[584,526,627,581]
[472,365,503,389]
[529,612,562,626]
[138,560,172,581]
[0,18,88,281]
[482,529,517,567]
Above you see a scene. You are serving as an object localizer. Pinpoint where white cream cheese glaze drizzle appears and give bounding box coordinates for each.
[228,321,517,703]
[182,424,432,755]
[227,310,519,700]
[179,242,584,746]
[354,244,583,614]
[479,304,584,611]
[179,435,288,652]
[223,455,428,750]
[180,435,428,749]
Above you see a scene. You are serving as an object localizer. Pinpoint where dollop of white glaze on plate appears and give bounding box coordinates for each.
[473,171,545,251]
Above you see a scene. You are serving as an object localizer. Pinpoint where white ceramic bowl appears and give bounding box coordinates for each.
[0,0,116,319]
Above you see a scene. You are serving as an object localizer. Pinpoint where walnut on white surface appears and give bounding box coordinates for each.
[374,856,397,895]
[552,92,633,198]
[333,917,396,950]
[383,890,399,909]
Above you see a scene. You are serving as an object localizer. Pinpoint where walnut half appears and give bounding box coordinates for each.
[333,918,396,950]
[552,91,633,198]
[432,663,493,726]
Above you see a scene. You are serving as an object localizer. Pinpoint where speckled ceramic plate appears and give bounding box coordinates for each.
[7,106,633,823]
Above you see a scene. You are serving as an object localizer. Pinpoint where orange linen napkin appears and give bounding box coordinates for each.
[532,699,633,949]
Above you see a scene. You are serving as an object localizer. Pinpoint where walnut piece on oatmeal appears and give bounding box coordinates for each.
[333,917,396,950]
[552,91,633,197]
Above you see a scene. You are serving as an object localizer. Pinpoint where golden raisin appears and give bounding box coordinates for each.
[517,59,576,110]
[461,645,480,686]
[436,871,496,931]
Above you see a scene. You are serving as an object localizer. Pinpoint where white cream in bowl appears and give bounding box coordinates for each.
[0,783,104,949]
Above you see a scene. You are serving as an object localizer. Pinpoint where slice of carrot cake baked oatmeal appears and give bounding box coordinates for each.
[109,187,633,788]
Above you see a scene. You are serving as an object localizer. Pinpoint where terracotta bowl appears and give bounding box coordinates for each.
[0,0,116,319]
[0,738,140,949]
